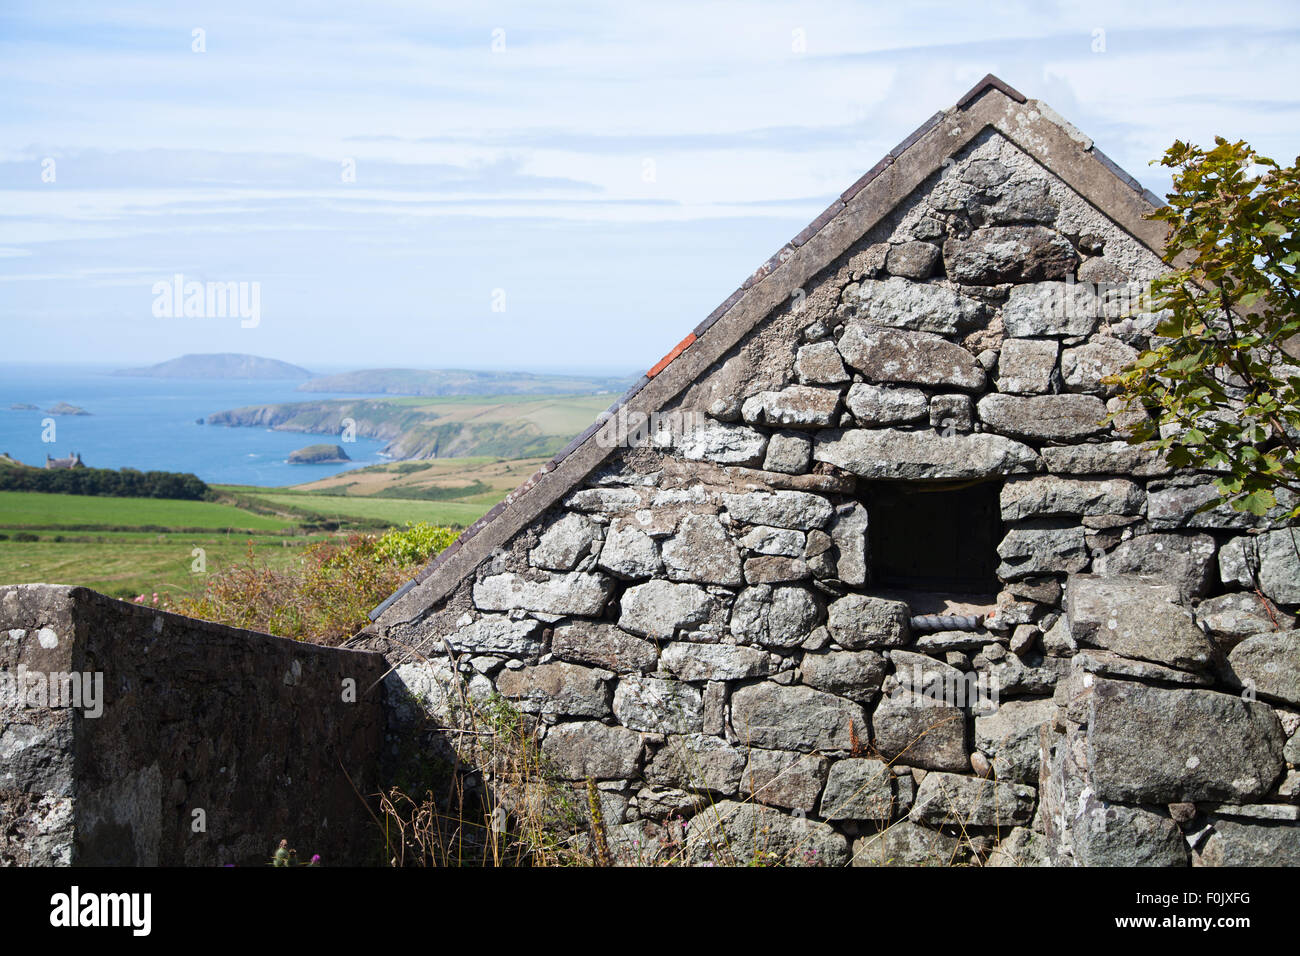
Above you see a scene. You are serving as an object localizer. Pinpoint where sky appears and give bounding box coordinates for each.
[1,1,1298,374]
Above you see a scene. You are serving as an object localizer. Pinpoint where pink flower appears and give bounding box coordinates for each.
[134,594,145,603]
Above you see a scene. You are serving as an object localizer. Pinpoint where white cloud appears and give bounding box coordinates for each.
[0,0,1297,365]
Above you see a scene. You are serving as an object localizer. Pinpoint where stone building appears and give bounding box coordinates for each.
[362,75,1300,866]
[44,452,85,470]
[2,75,1296,867]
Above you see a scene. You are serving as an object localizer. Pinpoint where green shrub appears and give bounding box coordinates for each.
[375,522,460,567]
[173,523,459,645]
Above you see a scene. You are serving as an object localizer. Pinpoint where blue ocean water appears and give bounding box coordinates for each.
[0,364,388,486]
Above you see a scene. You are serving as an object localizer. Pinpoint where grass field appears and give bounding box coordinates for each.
[0,450,522,597]
[237,491,490,527]
[288,454,546,502]
[0,531,330,601]
[0,490,297,531]
[0,490,326,597]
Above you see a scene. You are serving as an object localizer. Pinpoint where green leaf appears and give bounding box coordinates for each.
[1126,135,1300,519]
[1236,489,1277,516]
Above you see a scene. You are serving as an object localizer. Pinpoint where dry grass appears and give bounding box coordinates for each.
[377,690,592,867]
[373,674,1004,868]
[172,523,458,645]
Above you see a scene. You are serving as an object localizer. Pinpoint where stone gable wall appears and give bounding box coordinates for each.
[378,129,1299,866]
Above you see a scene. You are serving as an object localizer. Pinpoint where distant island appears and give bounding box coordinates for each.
[288,443,351,464]
[297,367,631,397]
[9,403,38,411]
[45,402,91,416]
[114,353,313,380]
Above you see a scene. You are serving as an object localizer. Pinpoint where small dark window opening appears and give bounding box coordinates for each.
[864,480,1002,594]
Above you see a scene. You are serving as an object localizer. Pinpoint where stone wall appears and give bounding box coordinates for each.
[0,584,389,865]
[373,129,1300,865]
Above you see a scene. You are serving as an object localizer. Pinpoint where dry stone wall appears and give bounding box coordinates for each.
[1,584,389,865]
[377,129,1300,866]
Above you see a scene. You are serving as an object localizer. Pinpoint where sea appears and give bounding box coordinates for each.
[0,364,388,487]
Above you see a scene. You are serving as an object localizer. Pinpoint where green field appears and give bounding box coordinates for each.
[0,531,328,601]
[0,490,296,531]
[285,454,543,505]
[0,461,502,597]
[237,491,490,527]
[0,400,560,602]
[0,490,321,598]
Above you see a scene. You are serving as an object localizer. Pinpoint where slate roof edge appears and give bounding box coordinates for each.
[371,74,1172,628]
[955,73,1028,108]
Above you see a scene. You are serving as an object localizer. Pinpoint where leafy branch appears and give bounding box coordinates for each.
[1108,137,1300,519]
